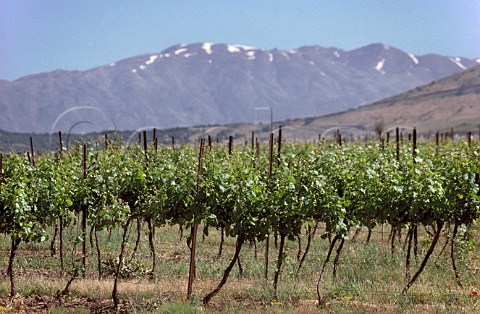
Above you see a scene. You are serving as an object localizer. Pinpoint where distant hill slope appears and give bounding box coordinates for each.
[2,65,480,151]
[295,64,480,135]
[0,42,478,133]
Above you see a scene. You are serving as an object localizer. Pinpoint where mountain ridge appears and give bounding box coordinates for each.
[0,42,478,133]
[1,64,480,151]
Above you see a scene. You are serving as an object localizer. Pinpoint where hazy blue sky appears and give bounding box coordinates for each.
[1,0,479,81]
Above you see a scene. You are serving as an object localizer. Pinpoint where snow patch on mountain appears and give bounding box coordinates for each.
[375,58,386,73]
[174,48,188,55]
[227,45,241,53]
[202,42,213,54]
[408,53,419,65]
[159,53,171,58]
[450,57,467,70]
[145,55,158,65]
[246,51,255,60]
[235,44,256,51]
[227,44,256,53]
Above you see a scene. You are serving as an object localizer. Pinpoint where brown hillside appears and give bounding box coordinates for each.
[303,65,480,135]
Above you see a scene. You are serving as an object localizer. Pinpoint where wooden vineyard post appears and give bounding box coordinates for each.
[141,130,156,274]
[386,132,390,144]
[143,131,148,153]
[208,135,212,151]
[251,131,255,151]
[389,127,401,241]
[50,133,62,257]
[81,144,87,278]
[171,136,175,151]
[256,138,260,160]
[29,136,35,167]
[265,133,274,282]
[268,133,274,183]
[81,144,87,271]
[435,131,439,155]
[277,125,282,163]
[59,131,63,157]
[228,136,233,155]
[407,127,417,269]
[56,132,65,270]
[467,132,472,147]
[396,127,400,162]
[187,138,205,299]
[412,127,417,163]
[82,144,87,278]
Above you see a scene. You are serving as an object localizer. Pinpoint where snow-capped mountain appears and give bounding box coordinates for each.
[0,42,478,133]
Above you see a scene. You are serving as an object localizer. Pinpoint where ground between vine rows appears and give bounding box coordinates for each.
[0,224,479,313]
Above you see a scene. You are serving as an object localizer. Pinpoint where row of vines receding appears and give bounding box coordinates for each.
[0,130,479,310]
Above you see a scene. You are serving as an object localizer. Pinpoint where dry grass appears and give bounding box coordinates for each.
[0,224,479,313]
